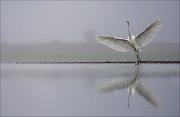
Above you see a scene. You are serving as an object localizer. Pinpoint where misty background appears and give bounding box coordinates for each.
[1,1,179,62]
[1,1,179,116]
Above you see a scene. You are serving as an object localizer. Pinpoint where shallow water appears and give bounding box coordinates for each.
[1,64,179,116]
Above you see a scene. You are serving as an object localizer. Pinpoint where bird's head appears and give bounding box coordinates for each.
[126,20,130,25]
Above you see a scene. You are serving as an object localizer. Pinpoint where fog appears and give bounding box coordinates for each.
[1,1,179,44]
[1,41,179,63]
[1,1,179,116]
[1,1,179,62]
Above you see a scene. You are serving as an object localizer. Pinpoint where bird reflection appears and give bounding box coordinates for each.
[98,64,160,108]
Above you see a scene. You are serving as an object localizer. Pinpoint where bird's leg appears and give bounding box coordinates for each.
[135,51,141,64]
[137,52,141,63]
[134,64,140,80]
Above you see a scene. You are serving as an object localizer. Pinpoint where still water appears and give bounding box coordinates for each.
[1,63,179,116]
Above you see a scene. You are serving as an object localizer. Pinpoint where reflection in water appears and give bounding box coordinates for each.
[98,64,160,108]
[1,64,179,116]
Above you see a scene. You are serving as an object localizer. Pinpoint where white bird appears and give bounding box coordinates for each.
[97,65,160,108]
[98,77,159,108]
[96,19,161,64]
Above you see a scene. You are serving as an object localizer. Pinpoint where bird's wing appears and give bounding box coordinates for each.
[98,79,134,92]
[135,20,161,47]
[96,36,132,52]
[136,81,159,108]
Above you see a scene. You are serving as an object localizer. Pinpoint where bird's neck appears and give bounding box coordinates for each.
[128,24,132,40]
[128,88,131,107]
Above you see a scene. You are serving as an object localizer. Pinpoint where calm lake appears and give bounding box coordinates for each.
[1,63,179,116]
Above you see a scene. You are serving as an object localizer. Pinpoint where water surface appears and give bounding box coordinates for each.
[1,64,179,116]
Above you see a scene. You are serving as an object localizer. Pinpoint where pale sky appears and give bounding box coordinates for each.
[1,1,179,43]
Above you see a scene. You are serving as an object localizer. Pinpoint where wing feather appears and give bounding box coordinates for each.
[98,79,134,92]
[136,81,160,107]
[96,36,132,52]
[135,20,161,47]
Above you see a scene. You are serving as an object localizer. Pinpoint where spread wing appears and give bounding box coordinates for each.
[136,81,160,108]
[98,79,134,92]
[96,36,132,52]
[135,20,161,47]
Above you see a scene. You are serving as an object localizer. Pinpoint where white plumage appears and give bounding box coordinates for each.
[97,64,160,108]
[98,78,159,108]
[98,79,134,92]
[135,20,161,47]
[135,81,159,107]
[96,19,161,63]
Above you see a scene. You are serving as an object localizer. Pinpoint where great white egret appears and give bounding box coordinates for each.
[96,19,161,64]
[97,65,159,108]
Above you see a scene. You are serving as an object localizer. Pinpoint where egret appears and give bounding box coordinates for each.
[97,65,159,108]
[96,19,161,64]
